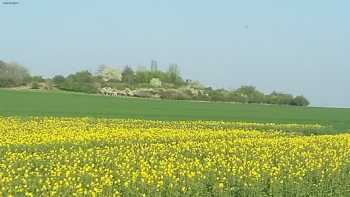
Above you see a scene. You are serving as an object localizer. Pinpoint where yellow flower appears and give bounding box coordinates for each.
[219,183,224,188]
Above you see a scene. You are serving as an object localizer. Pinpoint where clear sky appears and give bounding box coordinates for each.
[0,0,349,107]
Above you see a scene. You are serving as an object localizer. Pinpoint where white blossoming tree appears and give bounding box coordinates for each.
[150,78,162,88]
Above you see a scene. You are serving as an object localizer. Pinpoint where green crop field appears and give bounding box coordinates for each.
[1,89,349,132]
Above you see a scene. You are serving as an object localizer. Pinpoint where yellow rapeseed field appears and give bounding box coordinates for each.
[0,117,349,196]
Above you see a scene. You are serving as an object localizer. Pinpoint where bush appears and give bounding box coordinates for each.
[106,82,131,90]
[161,83,176,89]
[60,82,100,94]
[31,82,40,89]
[193,94,210,101]
[134,83,152,89]
[159,89,191,100]
[208,89,231,102]
[133,89,159,98]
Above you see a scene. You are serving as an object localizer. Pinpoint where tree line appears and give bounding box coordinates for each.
[0,60,310,106]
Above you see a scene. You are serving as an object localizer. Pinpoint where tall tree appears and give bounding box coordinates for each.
[96,65,122,82]
[122,66,135,84]
[167,64,181,84]
[291,96,310,106]
[0,61,30,87]
[150,60,158,72]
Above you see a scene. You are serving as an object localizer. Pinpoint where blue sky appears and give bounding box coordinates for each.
[0,0,349,107]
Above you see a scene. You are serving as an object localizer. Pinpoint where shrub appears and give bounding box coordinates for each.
[31,82,40,89]
[133,89,159,98]
[159,89,191,100]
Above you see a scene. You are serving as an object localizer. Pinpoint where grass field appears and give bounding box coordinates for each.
[0,89,350,132]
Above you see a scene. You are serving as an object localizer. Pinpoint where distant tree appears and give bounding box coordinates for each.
[227,91,248,103]
[159,89,191,100]
[52,75,65,86]
[266,91,294,105]
[122,66,135,84]
[0,61,31,87]
[136,66,148,72]
[236,86,257,96]
[31,76,45,83]
[167,64,180,82]
[134,64,182,86]
[0,59,312,106]
[30,76,45,89]
[70,71,95,83]
[150,78,162,88]
[235,86,265,103]
[96,65,122,82]
[135,67,152,84]
[58,71,100,93]
[150,60,158,72]
[208,89,229,102]
[152,70,170,83]
[188,80,205,89]
[167,64,184,86]
[291,96,310,106]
